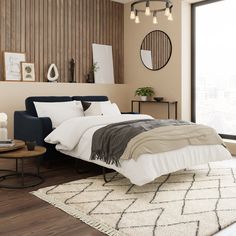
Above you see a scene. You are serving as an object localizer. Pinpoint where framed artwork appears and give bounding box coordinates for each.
[21,63,35,82]
[3,52,26,81]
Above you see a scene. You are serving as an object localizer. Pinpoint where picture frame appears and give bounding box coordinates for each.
[21,62,36,82]
[3,52,26,81]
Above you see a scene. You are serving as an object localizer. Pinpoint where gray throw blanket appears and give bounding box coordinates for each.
[90,119,191,166]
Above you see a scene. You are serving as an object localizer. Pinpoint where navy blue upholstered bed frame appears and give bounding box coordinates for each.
[14,96,109,163]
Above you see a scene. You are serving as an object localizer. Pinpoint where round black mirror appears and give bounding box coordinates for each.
[140,30,172,71]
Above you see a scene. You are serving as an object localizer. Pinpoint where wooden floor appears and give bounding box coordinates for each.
[0,157,105,236]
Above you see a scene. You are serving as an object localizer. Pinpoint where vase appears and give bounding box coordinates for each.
[141,96,147,101]
[86,72,94,83]
[47,64,59,82]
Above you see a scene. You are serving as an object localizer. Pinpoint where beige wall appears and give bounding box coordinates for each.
[124,0,183,119]
[0,82,130,138]
[1,0,235,155]
[181,0,191,121]
[1,0,187,138]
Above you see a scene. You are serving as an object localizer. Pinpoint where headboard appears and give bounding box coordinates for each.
[72,96,108,102]
[25,96,109,116]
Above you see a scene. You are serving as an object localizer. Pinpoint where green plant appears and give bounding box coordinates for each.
[90,62,99,73]
[135,87,155,97]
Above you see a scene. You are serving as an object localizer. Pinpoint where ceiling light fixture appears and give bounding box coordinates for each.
[145,0,151,16]
[130,0,173,25]
[135,10,140,24]
[153,11,158,25]
[130,5,136,19]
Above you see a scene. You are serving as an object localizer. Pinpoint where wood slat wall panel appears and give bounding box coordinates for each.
[5,0,11,51]
[30,0,35,62]
[43,0,48,82]
[39,0,44,81]
[0,0,4,79]
[21,0,26,53]
[78,0,83,83]
[0,0,124,83]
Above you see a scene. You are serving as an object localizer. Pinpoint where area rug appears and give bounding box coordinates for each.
[32,161,236,236]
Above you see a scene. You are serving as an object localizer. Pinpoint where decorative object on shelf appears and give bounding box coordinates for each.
[130,0,173,25]
[135,87,155,101]
[141,30,172,71]
[86,62,99,83]
[21,62,35,82]
[3,52,26,81]
[69,58,76,83]
[47,64,59,82]
[0,113,8,141]
[154,96,164,102]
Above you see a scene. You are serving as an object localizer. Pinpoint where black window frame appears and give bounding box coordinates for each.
[191,0,235,140]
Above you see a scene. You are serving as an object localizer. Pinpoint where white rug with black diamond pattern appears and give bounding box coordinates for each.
[32,161,236,236]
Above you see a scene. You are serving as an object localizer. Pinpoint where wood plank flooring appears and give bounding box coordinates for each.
[0,157,105,236]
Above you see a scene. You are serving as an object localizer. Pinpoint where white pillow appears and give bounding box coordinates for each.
[84,101,111,116]
[34,101,84,128]
[102,103,121,116]
[84,101,121,116]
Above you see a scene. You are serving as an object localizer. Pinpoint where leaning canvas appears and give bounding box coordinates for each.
[92,44,115,84]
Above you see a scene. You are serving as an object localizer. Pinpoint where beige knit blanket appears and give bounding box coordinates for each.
[121,124,225,161]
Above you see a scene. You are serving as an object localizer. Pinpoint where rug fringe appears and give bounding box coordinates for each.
[31,191,126,236]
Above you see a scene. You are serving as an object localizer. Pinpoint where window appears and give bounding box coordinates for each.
[192,0,236,139]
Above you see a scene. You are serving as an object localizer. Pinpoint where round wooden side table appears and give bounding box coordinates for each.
[0,144,46,189]
[0,140,25,153]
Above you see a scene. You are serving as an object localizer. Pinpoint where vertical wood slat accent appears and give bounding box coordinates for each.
[10,0,15,51]
[43,0,48,82]
[0,0,124,83]
[30,0,35,62]
[5,0,11,50]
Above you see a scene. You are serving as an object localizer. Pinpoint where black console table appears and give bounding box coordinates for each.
[131,100,178,119]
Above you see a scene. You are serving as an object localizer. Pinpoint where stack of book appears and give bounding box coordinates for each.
[0,140,15,147]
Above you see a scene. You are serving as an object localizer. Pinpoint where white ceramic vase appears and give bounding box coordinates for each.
[141,96,147,101]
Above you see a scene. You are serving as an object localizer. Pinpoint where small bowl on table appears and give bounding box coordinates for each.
[154,97,164,102]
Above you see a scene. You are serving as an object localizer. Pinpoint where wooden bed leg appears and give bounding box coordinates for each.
[102,167,113,183]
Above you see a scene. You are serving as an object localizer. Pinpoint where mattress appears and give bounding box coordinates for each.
[45,115,232,186]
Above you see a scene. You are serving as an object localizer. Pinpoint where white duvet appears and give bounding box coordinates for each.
[45,115,232,186]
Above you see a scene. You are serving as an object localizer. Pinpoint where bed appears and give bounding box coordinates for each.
[45,114,232,186]
[14,95,231,186]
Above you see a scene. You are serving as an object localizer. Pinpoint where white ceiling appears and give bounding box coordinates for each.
[112,0,132,3]
[112,0,205,4]
[186,0,205,3]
